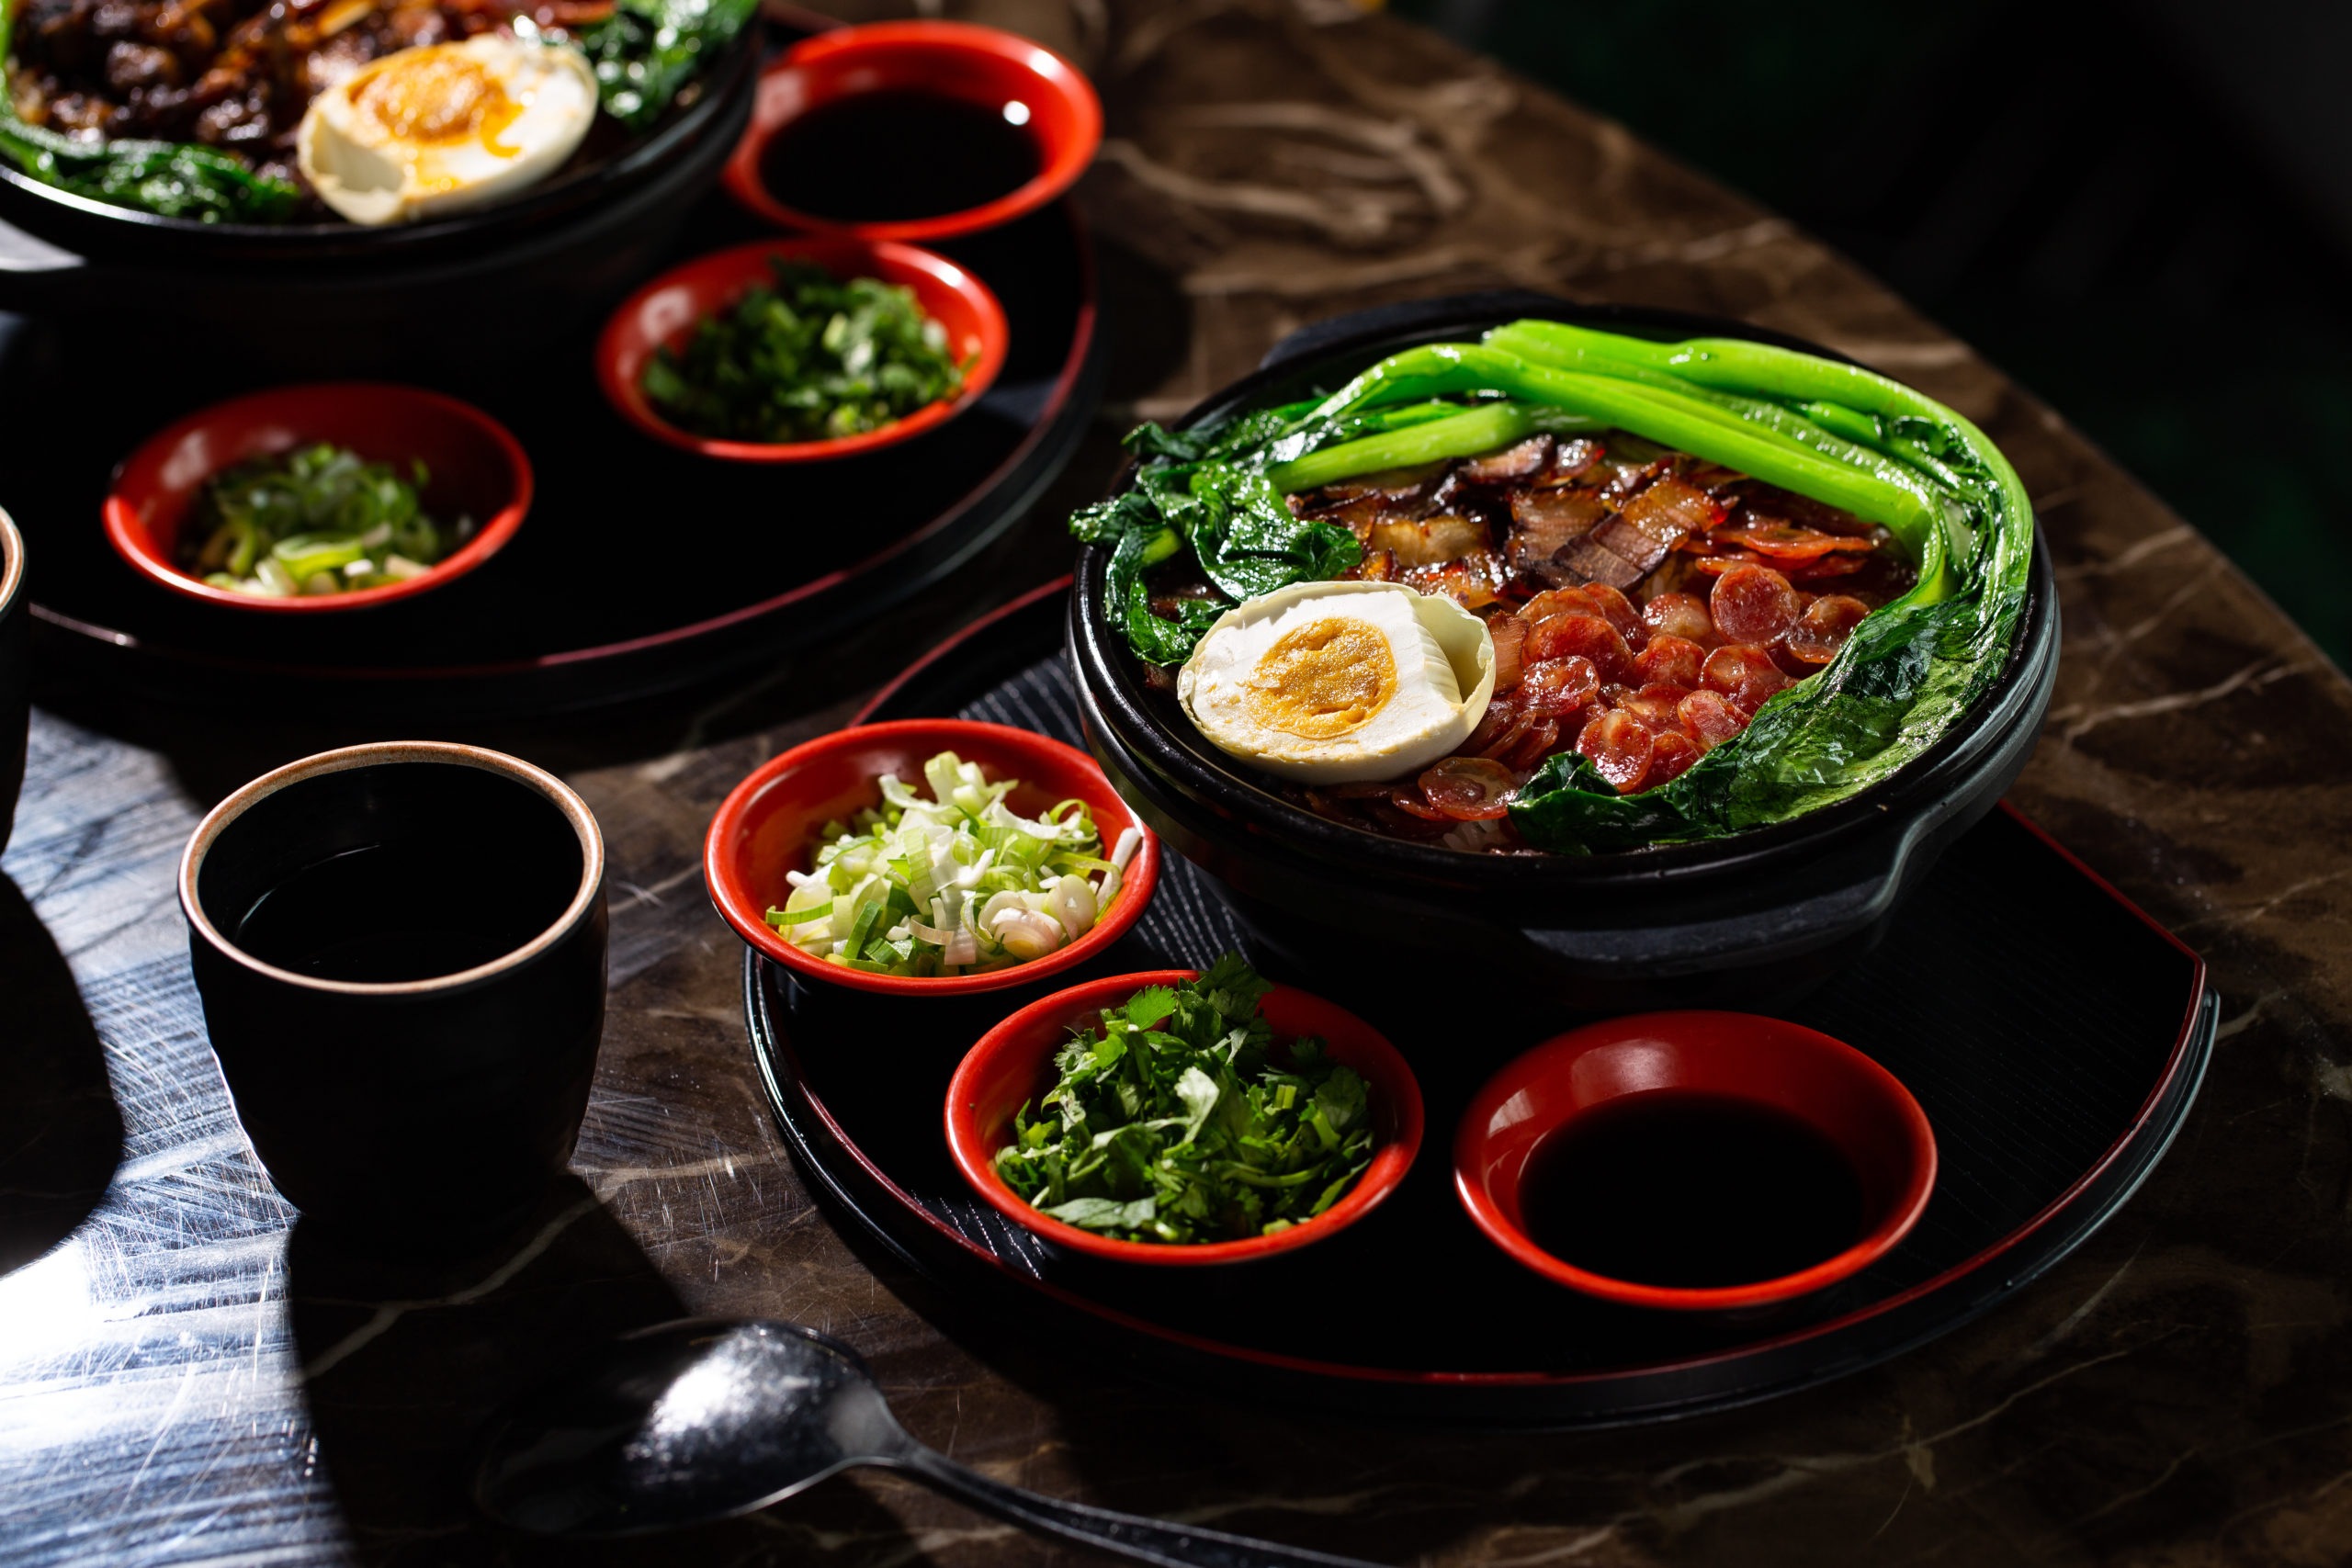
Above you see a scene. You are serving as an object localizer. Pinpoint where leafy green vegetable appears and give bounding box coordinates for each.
[1069,318,2035,854]
[992,954,1375,1245]
[182,444,468,598]
[642,259,973,444]
[569,0,759,129]
[0,2,299,223]
[0,117,302,223]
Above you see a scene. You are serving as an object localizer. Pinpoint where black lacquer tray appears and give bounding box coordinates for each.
[745,582,2217,1427]
[0,199,1100,720]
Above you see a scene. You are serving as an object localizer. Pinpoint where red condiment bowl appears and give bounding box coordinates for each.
[596,235,1009,464]
[946,969,1425,1265]
[1454,1011,1937,1311]
[704,718,1159,997]
[724,20,1102,242]
[103,383,531,614]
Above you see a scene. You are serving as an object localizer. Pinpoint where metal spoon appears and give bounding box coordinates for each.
[474,1318,1380,1567]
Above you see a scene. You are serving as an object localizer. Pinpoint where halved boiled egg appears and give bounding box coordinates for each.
[298,36,598,226]
[1178,581,1496,784]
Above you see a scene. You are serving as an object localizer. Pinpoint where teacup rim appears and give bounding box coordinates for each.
[0,506,23,619]
[179,740,605,997]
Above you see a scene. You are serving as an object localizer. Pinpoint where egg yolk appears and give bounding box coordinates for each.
[349,49,524,154]
[1244,616,1397,739]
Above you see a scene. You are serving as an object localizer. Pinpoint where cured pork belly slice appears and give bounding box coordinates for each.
[1459,436,1554,484]
[1368,513,1492,568]
[1507,487,1606,583]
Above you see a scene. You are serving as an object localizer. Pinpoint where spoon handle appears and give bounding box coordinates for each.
[899,1443,1383,1568]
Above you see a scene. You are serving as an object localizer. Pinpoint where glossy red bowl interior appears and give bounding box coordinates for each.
[103,383,531,614]
[704,718,1159,997]
[597,235,1009,463]
[1455,1010,1937,1311]
[947,969,1425,1265]
[725,20,1102,242]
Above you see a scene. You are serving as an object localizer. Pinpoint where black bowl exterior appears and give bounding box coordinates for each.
[0,40,754,375]
[0,513,26,855]
[1067,298,2061,1010]
[184,758,607,1240]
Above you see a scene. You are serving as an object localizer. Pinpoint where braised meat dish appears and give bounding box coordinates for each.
[1272,431,1917,847]
[6,0,603,188]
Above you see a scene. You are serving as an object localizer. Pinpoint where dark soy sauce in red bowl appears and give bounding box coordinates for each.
[1518,1091,1866,1289]
[760,91,1040,222]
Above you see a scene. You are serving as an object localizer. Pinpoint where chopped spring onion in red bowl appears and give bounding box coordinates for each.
[704,718,1160,996]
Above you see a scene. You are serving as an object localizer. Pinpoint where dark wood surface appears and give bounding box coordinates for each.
[6,3,2351,1563]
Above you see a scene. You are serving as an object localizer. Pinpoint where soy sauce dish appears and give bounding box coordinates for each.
[724,20,1102,242]
[946,964,1424,1263]
[704,719,1159,997]
[1453,1011,1936,1310]
[1068,304,2060,1006]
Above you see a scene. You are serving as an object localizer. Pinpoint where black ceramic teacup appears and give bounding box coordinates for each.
[179,742,608,1243]
[0,507,28,856]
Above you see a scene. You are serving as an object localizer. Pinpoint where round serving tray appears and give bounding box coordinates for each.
[744,583,2217,1427]
[1,199,1100,719]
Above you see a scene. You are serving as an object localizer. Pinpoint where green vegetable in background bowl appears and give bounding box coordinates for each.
[992,955,1374,1245]
[640,259,973,444]
[181,444,469,598]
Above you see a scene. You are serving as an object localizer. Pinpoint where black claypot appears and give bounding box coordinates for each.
[0,37,755,376]
[1068,296,2061,1011]
[0,509,25,855]
[180,743,608,1243]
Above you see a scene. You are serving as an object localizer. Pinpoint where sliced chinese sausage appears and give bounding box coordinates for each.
[1646,730,1700,787]
[1785,550,1870,582]
[1678,688,1747,750]
[1577,709,1657,794]
[1506,717,1561,774]
[1710,563,1801,645]
[1524,614,1634,682]
[1702,644,1792,713]
[1623,682,1690,728]
[1520,654,1600,718]
[1784,594,1871,664]
[1641,591,1715,645]
[1522,585,1601,626]
[1712,520,1878,563]
[1418,756,1519,820]
[1581,582,1645,646]
[1464,690,1523,756]
[1387,787,1450,822]
[1634,633,1703,689]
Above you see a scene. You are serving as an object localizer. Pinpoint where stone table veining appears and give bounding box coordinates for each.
[6,2,2352,1563]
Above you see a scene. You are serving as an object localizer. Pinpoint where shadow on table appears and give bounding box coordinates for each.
[0,873,122,1278]
[288,1176,921,1566]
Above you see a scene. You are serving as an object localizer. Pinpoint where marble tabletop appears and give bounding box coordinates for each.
[7,2,2352,1563]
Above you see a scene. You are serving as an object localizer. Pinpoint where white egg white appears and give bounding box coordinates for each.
[298,36,598,226]
[1178,581,1496,784]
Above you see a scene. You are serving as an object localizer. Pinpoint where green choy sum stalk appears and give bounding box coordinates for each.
[1068,318,2036,854]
